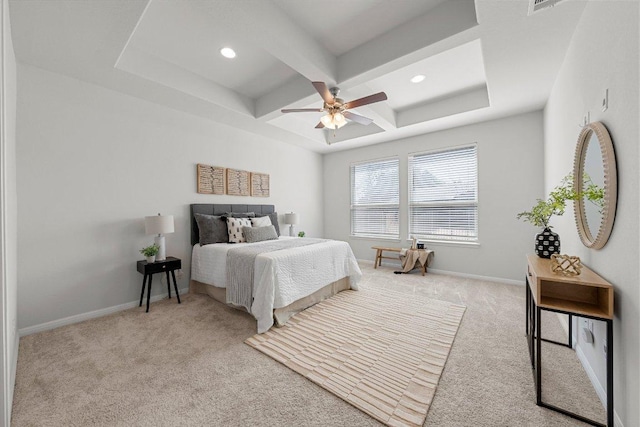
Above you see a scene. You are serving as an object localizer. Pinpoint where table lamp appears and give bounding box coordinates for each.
[284,212,299,237]
[145,213,174,261]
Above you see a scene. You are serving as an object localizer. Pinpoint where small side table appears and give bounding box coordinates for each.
[136,257,181,313]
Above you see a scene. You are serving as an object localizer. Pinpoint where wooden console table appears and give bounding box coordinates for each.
[525,254,614,427]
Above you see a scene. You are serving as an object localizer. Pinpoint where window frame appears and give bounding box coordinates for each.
[350,156,400,240]
[408,144,479,244]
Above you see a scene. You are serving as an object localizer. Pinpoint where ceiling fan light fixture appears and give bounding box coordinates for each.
[220,47,236,59]
[320,114,334,128]
[333,112,347,128]
[410,74,425,83]
[321,112,347,130]
[282,81,387,132]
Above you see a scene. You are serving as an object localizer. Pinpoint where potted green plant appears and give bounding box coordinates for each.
[517,175,579,258]
[297,231,305,238]
[140,244,160,263]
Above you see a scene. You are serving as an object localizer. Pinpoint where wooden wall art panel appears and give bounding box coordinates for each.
[197,164,225,194]
[251,173,270,197]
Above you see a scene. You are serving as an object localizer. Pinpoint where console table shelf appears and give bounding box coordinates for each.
[527,255,613,318]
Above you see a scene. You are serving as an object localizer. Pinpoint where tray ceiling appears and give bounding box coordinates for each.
[9,0,587,152]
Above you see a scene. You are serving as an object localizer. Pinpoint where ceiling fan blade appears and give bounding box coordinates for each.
[312,81,335,105]
[344,111,373,126]
[281,108,324,113]
[344,92,388,109]
[315,121,325,129]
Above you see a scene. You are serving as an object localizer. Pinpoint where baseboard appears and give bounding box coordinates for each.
[575,343,607,409]
[427,268,525,286]
[9,332,18,421]
[574,344,624,427]
[18,287,189,337]
[358,259,525,286]
[573,334,626,427]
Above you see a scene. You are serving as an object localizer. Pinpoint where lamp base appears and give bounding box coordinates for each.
[289,225,295,237]
[154,235,166,261]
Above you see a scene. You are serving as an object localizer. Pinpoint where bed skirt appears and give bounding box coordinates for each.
[189,278,351,327]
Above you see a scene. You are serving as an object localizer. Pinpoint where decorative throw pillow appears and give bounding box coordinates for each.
[227,217,252,243]
[243,225,278,243]
[250,216,272,227]
[194,213,229,245]
[256,212,280,236]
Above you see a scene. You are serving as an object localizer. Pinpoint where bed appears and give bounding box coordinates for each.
[189,204,361,333]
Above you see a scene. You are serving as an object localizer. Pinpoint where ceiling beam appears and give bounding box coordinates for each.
[396,85,490,128]
[325,123,386,145]
[116,46,254,116]
[255,75,318,121]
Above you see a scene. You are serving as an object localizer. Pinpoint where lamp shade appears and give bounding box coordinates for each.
[145,214,174,235]
[320,112,348,130]
[284,212,299,225]
[333,112,347,128]
[320,114,333,128]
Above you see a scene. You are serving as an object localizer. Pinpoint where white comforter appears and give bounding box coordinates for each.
[191,237,362,332]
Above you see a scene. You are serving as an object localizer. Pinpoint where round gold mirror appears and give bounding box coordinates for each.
[573,122,617,249]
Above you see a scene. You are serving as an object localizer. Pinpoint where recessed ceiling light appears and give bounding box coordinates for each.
[220,47,236,59]
[410,75,425,83]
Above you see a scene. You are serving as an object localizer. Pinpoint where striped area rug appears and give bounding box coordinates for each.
[245,289,466,427]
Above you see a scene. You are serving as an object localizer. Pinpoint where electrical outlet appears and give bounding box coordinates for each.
[602,89,609,112]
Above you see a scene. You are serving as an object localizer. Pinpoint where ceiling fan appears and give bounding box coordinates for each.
[281,81,388,130]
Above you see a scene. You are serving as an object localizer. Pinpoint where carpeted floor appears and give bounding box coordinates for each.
[12,262,605,426]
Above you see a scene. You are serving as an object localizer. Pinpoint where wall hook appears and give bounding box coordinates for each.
[578,111,590,128]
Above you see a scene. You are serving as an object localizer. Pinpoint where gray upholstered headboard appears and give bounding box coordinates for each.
[190,204,275,246]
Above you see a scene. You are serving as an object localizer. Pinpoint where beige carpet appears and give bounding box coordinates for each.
[12,262,605,426]
[246,289,465,427]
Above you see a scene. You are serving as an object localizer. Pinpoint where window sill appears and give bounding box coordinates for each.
[351,235,401,242]
[406,238,480,248]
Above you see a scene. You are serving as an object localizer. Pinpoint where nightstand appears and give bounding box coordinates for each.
[136,256,181,312]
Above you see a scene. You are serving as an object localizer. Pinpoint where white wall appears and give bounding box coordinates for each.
[16,64,324,330]
[323,111,544,282]
[0,0,17,422]
[544,1,639,425]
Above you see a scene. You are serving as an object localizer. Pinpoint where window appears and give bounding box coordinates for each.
[350,157,399,238]
[409,145,478,242]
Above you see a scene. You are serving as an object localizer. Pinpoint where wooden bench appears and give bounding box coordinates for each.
[371,246,402,268]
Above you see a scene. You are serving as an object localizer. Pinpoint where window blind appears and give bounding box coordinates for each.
[350,158,399,238]
[409,145,478,242]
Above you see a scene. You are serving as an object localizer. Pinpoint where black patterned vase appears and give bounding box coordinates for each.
[535,227,560,258]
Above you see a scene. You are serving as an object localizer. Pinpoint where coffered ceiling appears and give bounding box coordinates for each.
[9,0,587,152]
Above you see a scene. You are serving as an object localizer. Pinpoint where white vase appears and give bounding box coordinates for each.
[146,255,156,263]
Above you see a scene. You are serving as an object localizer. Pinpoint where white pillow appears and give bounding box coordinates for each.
[227,217,252,243]
[250,216,272,227]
